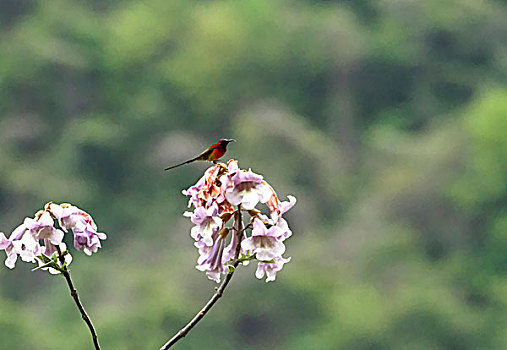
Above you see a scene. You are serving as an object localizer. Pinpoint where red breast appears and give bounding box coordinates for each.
[210,146,227,160]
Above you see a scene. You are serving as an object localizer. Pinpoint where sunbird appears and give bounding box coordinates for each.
[164,139,236,171]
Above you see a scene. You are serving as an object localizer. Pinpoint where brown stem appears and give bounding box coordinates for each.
[160,205,244,350]
[56,246,101,350]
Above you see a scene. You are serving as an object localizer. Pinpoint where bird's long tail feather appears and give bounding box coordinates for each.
[164,156,199,171]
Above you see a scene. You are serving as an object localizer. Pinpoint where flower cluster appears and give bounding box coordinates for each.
[183,160,296,282]
[0,202,106,273]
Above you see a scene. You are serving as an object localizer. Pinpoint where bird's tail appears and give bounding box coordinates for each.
[164,159,194,171]
[164,154,204,171]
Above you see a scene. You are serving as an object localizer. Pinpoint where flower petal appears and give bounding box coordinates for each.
[0,232,9,250]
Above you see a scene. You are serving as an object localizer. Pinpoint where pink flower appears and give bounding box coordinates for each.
[222,221,245,264]
[255,256,291,282]
[1,222,41,269]
[268,193,297,223]
[182,176,206,209]
[262,190,296,240]
[0,232,9,250]
[1,212,66,269]
[222,168,272,210]
[49,203,107,256]
[24,211,64,246]
[183,163,235,215]
[254,211,293,241]
[241,218,286,261]
[195,231,228,283]
[184,203,222,246]
[1,202,106,271]
[182,160,296,282]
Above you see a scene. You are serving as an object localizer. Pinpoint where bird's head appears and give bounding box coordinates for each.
[219,139,236,147]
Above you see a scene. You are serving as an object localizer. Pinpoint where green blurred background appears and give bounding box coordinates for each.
[1,0,507,349]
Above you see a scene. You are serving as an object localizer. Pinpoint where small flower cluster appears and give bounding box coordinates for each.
[183,160,296,282]
[0,202,106,273]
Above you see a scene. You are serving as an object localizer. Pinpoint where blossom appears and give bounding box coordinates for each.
[259,189,296,240]
[253,211,292,242]
[222,217,245,264]
[241,218,286,261]
[222,166,272,210]
[24,211,64,246]
[184,203,222,246]
[195,229,229,283]
[182,175,206,209]
[0,202,106,271]
[0,232,8,250]
[268,193,297,224]
[1,222,41,269]
[73,226,104,256]
[272,216,293,241]
[182,160,295,282]
[49,203,107,256]
[255,256,291,282]
[0,232,18,269]
[182,165,227,209]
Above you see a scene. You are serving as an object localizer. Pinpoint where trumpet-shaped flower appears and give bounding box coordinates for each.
[0,232,8,250]
[0,202,106,271]
[183,160,295,282]
[255,256,291,282]
[182,165,225,209]
[184,203,222,246]
[195,231,228,283]
[241,218,286,261]
[269,194,297,224]
[49,203,107,255]
[223,169,272,210]
[1,222,41,269]
[24,211,64,246]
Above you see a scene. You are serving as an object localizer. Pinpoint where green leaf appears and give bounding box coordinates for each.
[36,254,51,263]
[32,261,57,272]
[237,252,257,263]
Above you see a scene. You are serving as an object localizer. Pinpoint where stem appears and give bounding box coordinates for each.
[56,246,101,350]
[160,205,244,350]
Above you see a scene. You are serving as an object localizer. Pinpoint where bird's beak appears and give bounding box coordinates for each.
[225,139,236,143]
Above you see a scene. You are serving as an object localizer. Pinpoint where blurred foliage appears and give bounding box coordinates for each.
[1,0,507,349]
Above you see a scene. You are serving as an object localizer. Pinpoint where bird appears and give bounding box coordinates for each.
[164,139,236,171]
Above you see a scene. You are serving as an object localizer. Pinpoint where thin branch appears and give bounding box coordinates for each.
[56,246,101,350]
[160,205,244,350]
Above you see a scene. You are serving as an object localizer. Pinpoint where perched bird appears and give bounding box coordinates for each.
[164,139,236,171]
